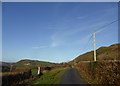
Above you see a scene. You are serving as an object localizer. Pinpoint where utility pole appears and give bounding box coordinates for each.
[10,64,13,72]
[74,60,76,65]
[93,30,97,61]
[38,66,41,76]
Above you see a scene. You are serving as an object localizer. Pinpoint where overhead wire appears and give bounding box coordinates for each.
[70,2,119,61]
[71,19,119,61]
[96,19,119,33]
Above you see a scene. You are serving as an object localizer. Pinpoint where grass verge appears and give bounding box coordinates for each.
[26,67,68,84]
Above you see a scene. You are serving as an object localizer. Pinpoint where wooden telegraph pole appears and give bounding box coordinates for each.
[10,64,13,72]
[93,30,97,61]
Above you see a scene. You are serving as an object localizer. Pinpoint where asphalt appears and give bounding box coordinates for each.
[60,68,89,85]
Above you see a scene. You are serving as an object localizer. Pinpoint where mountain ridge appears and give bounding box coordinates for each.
[69,43,120,64]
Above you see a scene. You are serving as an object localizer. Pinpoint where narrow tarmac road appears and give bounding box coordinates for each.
[60,68,88,84]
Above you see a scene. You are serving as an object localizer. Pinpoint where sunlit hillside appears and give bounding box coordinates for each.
[70,43,120,64]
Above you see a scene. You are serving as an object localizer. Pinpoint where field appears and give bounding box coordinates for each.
[1,59,69,86]
[25,67,68,85]
[2,66,68,86]
[2,44,120,85]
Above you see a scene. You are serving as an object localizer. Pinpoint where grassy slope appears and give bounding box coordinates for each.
[11,59,54,71]
[2,59,55,74]
[70,43,120,64]
[27,67,68,84]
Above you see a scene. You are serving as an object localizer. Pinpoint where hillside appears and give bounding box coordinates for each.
[1,59,54,72]
[16,59,53,66]
[0,62,10,72]
[0,62,13,72]
[12,59,54,70]
[70,43,120,64]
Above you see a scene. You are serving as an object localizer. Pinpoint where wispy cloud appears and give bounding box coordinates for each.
[32,46,48,49]
[49,6,117,48]
[51,41,62,47]
[51,32,66,47]
[77,16,87,20]
[50,19,109,48]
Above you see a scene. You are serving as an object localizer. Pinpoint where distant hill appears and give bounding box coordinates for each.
[12,59,54,70]
[70,43,120,64]
[0,62,12,72]
[1,59,54,72]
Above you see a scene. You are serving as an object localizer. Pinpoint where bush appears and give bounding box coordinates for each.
[75,60,120,85]
[2,69,32,86]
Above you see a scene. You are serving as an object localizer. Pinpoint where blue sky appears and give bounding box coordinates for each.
[2,2,118,63]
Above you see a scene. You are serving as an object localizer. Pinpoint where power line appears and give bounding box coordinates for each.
[71,5,119,61]
[80,20,118,54]
[82,19,119,53]
[83,34,93,52]
[71,33,93,61]
[96,19,119,32]
[71,19,119,61]
[69,18,119,62]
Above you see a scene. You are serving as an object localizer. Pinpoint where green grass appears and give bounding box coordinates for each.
[12,59,54,71]
[1,71,17,76]
[27,67,68,84]
[31,69,38,77]
[2,72,13,74]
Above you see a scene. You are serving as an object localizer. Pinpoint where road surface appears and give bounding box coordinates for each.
[60,68,88,84]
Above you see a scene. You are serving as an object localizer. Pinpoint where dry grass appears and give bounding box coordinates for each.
[75,60,120,85]
[70,44,120,64]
